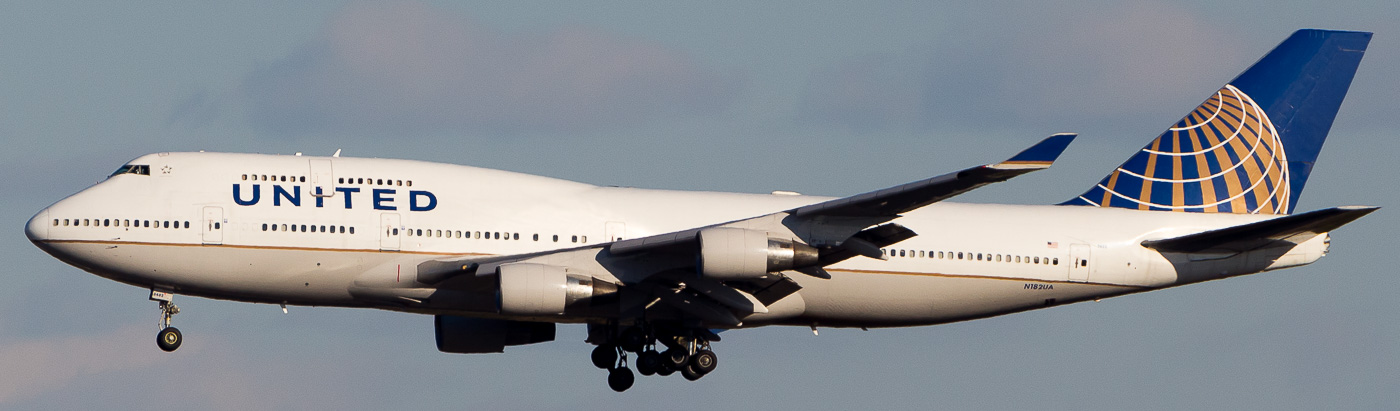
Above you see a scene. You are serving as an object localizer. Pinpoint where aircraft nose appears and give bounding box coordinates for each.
[25,208,49,242]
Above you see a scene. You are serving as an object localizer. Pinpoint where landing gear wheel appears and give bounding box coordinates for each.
[691,349,717,374]
[157,327,182,352]
[657,361,676,376]
[607,367,635,392]
[591,345,617,369]
[636,351,661,376]
[620,327,646,353]
[681,364,704,381]
[662,348,689,369]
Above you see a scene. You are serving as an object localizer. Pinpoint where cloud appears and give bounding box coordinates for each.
[241,1,742,135]
[798,1,1245,132]
[0,326,168,404]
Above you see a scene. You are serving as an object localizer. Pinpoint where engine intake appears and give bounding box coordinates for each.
[698,227,819,280]
[497,263,617,316]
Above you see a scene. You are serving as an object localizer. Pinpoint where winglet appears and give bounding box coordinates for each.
[992,133,1077,169]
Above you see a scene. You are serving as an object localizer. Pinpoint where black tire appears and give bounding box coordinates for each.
[662,348,688,368]
[681,364,704,381]
[607,367,635,392]
[636,351,660,376]
[657,361,676,376]
[591,344,617,369]
[157,327,182,352]
[691,349,717,374]
[619,327,646,353]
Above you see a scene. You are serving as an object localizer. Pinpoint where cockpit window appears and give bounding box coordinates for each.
[109,164,151,177]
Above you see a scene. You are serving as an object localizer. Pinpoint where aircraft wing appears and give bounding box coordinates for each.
[396,134,1074,326]
[610,133,1077,255]
[1141,206,1379,253]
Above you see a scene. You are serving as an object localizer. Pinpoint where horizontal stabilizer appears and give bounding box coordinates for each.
[1141,206,1378,253]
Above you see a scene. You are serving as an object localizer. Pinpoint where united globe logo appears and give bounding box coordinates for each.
[1076,85,1290,214]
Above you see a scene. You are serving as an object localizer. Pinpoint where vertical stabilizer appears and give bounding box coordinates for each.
[1063,29,1370,214]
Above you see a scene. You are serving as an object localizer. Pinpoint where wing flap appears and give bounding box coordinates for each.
[1141,206,1378,253]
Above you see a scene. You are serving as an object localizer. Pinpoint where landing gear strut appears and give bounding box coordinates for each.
[151,290,182,352]
[588,323,720,391]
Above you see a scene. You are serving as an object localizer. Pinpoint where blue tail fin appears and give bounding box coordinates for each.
[1063,29,1371,214]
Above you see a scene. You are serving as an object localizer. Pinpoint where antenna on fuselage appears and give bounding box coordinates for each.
[332,149,342,158]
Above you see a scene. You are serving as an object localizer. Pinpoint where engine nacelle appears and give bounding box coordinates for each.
[698,227,819,280]
[497,263,617,316]
[434,315,555,354]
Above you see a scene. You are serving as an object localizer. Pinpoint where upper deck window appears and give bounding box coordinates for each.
[109,165,150,177]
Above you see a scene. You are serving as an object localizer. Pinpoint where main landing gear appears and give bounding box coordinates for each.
[590,324,719,392]
[151,290,182,352]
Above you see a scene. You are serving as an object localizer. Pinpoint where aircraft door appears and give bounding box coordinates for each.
[605,221,627,242]
[1068,244,1091,282]
[309,159,335,198]
[380,213,401,251]
[202,206,223,245]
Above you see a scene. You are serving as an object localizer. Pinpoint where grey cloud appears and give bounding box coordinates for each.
[0,326,169,404]
[799,2,1247,132]
[241,1,742,136]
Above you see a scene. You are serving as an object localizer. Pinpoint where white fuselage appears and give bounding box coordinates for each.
[26,152,1329,328]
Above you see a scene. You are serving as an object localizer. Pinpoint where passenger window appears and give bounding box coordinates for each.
[243,175,248,180]
[376,179,383,185]
[299,176,306,182]
[533,234,539,241]
[338,178,344,184]
[185,221,190,229]
[417,229,423,236]
[215,222,221,230]
[475,231,481,239]
[553,235,559,242]
[513,233,520,240]
[407,181,412,187]
[1052,258,1058,265]
[572,235,578,243]
[494,232,500,240]
[396,180,403,186]
[392,228,398,235]
[581,236,587,243]
[349,227,355,234]
[103,219,109,227]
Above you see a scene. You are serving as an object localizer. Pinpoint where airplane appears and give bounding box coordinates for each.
[26,29,1374,392]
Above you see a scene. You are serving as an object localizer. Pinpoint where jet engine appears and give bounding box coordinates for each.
[434,315,555,354]
[698,227,819,280]
[496,263,617,316]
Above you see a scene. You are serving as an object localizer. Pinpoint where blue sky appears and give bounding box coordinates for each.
[3,1,1397,409]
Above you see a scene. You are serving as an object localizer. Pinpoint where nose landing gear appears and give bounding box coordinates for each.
[151,290,182,352]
